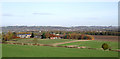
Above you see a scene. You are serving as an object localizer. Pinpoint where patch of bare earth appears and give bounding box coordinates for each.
[92,35,119,42]
[52,40,91,46]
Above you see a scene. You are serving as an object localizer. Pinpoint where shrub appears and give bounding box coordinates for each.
[81,35,94,40]
[83,36,88,40]
[87,35,94,40]
[102,43,109,50]
[30,33,34,38]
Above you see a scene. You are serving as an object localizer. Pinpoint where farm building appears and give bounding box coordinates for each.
[49,34,61,39]
[17,34,31,38]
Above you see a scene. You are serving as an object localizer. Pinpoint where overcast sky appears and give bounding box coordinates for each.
[1,0,118,27]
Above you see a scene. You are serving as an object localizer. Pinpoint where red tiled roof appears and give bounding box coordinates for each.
[49,34,61,37]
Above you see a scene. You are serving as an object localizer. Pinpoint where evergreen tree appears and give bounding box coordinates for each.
[41,33,46,39]
[30,32,34,38]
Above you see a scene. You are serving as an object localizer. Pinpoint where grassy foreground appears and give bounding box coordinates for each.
[0,44,2,58]
[2,44,118,57]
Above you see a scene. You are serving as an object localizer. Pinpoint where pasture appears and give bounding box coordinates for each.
[58,40,118,49]
[2,44,118,57]
[2,38,119,57]
[7,39,74,44]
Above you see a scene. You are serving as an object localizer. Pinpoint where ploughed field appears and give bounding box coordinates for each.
[93,35,119,42]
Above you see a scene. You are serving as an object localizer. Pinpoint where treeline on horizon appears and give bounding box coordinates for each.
[1,31,94,41]
[1,30,120,41]
[40,31,119,36]
[1,30,120,36]
[2,30,120,36]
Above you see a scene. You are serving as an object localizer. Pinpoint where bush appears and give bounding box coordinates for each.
[102,43,109,50]
[83,36,88,40]
[30,33,34,38]
[87,35,94,40]
[81,35,94,40]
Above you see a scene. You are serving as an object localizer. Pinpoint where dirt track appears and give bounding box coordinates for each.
[52,40,91,46]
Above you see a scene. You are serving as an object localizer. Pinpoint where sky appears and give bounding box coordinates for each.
[0,0,118,27]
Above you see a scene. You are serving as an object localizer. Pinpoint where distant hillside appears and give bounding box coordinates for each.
[1,26,118,32]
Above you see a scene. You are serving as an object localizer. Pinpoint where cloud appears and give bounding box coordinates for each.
[2,13,24,17]
[32,13,54,15]
[2,14,13,16]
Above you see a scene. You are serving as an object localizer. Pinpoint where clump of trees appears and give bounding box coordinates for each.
[41,33,46,39]
[4,30,119,41]
[63,34,94,40]
[2,30,95,40]
[2,31,17,41]
[39,31,94,40]
[83,31,120,36]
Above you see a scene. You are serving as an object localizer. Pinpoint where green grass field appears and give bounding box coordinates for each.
[0,44,2,58]
[58,40,118,49]
[7,39,74,44]
[2,39,119,57]
[2,44,118,57]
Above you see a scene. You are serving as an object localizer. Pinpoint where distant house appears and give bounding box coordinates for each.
[49,34,61,39]
[17,34,31,38]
